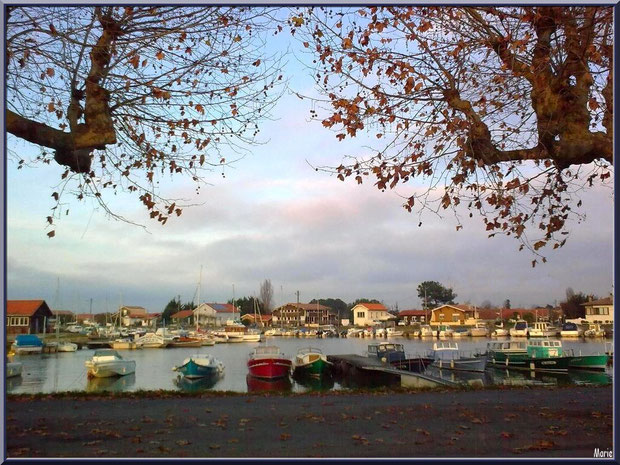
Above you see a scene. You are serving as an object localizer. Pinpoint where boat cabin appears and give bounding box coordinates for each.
[251,346,283,358]
[430,341,460,361]
[487,341,527,353]
[513,320,528,331]
[368,342,406,363]
[527,340,563,358]
[562,322,579,331]
[92,349,124,361]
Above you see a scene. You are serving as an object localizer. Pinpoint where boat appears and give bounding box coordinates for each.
[419,325,434,337]
[583,323,605,338]
[565,349,609,372]
[468,322,488,337]
[168,336,203,348]
[528,321,556,338]
[491,321,509,337]
[10,334,44,354]
[57,341,78,352]
[375,328,386,337]
[135,332,169,348]
[522,339,573,372]
[560,322,582,338]
[224,320,247,343]
[485,340,529,368]
[7,361,23,378]
[243,328,262,342]
[173,354,225,379]
[367,342,433,372]
[509,320,528,337]
[386,327,404,337]
[437,325,454,338]
[347,328,363,338]
[452,328,468,338]
[211,331,229,343]
[111,338,142,350]
[292,347,331,378]
[85,349,136,378]
[428,341,487,372]
[247,345,292,379]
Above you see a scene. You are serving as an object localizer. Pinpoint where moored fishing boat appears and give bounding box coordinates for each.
[428,341,486,372]
[168,336,203,348]
[173,354,225,379]
[583,323,605,338]
[419,325,434,337]
[85,349,136,378]
[11,334,44,354]
[565,349,609,372]
[135,332,169,348]
[437,325,454,338]
[292,347,331,378]
[247,345,292,379]
[560,322,582,338]
[367,341,433,372]
[111,338,142,350]
[485,340,529,368]
[386,327,404,337]
[57,341,78,352]
[468,322,488,337]
[522,339,573,372]
[528,321,557,338]
[509,320,528,337]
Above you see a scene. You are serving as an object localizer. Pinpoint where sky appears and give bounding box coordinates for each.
[4,7,615,315]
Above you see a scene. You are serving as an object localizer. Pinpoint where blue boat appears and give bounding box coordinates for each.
[173,354,224,379]
[11,334,44,354]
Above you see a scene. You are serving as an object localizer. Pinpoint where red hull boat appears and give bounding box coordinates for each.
[247,346,292,379]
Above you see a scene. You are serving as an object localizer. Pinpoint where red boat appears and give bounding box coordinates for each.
[247,345,292,379]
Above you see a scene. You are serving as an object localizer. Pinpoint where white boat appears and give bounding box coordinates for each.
[468,322,488,337]
[7,361,23,378]
[437,325,454,338]
[243,328,262,342]
[135,332,169,348]
[57,341,78,352]
[111,338,142,350]
[224,320,247,342]
[420,325,435,337]
[363,328,375,338]
[347,328,363,337]
[428,341,487,372]
[85,349,136,378]
[560,322,582,338]
[527,321,556,338]
[375,328,386,337]
[584,323,605,338]
[509,320,528,337]
[452,328,468,338]
[491,322,509,337]
[386,327,404,337]
[211,331,229,343]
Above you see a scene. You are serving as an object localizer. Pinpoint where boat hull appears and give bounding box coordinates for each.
[7,362,22,378]
[432,357,486,372]
[568,354,609,372]
[501,356,572,372]
[293,357,330,378]
[247,357,292,379]
[11,345,43,355]
[86,360,136,378]
[176,358,223,379]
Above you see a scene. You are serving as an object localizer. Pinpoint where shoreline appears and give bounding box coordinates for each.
[5,384,613,458]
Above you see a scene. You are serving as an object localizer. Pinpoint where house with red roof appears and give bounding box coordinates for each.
[7,300,54,335]
[240,313,273,327]
[170,309,194,326]
[398,309,429,324]
[430,304,480,326]
[352,302,392,326]
[120,305,156,327]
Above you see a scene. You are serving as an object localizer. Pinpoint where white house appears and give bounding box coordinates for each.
[352,303,391,326]
[582,296,614,324]
[193,303,218,327]
[120,306,155,327]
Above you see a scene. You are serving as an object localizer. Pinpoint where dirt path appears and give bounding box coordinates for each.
[4,385,613,458]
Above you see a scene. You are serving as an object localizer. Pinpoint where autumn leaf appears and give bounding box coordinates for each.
[47,230,55,238]
[155,50,164,60]
[128,54,140,69]
[46,68,55,77]
[291,16,304,27]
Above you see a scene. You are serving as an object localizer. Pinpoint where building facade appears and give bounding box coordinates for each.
[7,300,54,335]
[582,297,614,324]
[398,309,428,324]
[352,303,391,326]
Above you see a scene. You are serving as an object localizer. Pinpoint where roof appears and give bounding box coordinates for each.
[241,314,272,322]
[143,313,160,319]
[399,310,427,317]
[7,300,52,316]
[353,303,388,311]
[122,306,148,317]
[476,309,504,320]
[280,303,332,311]
[171,310,194,319]
[76,313,94,320]
[206,303,236,313]
[582,297,613,307]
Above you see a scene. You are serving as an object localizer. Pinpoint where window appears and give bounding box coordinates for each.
[357,312,364,318]
[439,313,445,321]
[452,314,460,322]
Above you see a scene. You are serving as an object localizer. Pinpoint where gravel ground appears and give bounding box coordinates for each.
[4,385,614,459]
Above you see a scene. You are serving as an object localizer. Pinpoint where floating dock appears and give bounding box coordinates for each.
[327,354,459,389]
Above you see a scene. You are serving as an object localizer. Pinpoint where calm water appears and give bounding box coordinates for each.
[7,336,613,394]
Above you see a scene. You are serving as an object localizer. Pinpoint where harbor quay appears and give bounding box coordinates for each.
[5,385,613,459]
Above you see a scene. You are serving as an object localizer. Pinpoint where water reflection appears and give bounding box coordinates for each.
[293,373,335,392]
[7,375,23,392]
[246,375,292,393]
[486,367,612,387]
[86,373,136,393]
[424,366,492,387]
[174,374,222,392]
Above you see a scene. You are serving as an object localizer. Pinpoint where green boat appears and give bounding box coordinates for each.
[522,339,573,372]
[485,341,529,368]
[566,353,609,372]
[292,347,331,378]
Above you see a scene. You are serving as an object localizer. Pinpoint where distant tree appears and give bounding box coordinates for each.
[522,313,535,324]
[310,298,347,322]
[259,279,274,314]
[480,300,493,309]
[417,281,457,308]
[560,288,590,319]
[161,297,192,324]
[229,296,264,317]
[503,299,511,309]
[93,312,113,326]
